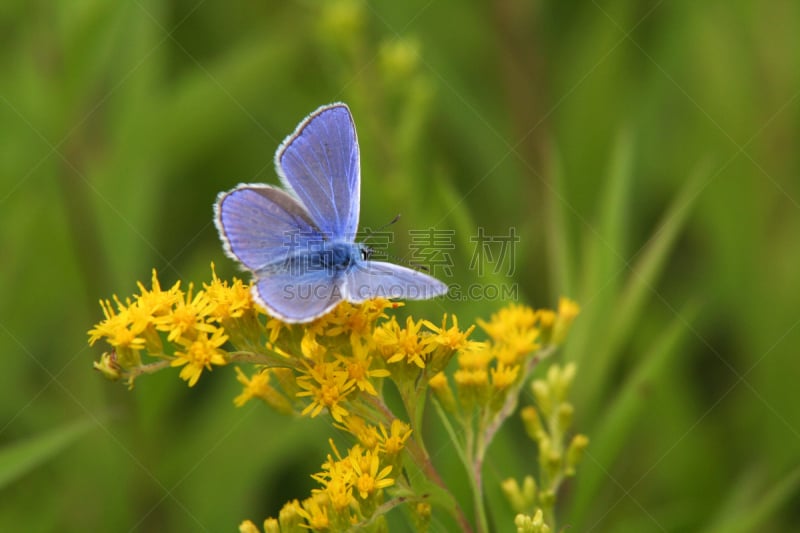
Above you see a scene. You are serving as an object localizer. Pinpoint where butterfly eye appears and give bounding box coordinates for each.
[360,247,371,261]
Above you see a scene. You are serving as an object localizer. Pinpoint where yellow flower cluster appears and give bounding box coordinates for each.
[228,303,477,427]
[504,363,589,530]
[239,420,412,532]
[88,265,253,387]
[429,299,580,416]
[89,266,580,532]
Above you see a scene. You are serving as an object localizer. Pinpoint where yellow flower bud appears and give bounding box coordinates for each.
[319,0,364,46]
[454,368,489,410]
[556,402,574,433]
[239,520,260,533]
[553,362,577,401]
[412,501,431,532]
[429,372,457,414]
[531,379,551,416]
[93,351,121,381]
[379,37,421,81]
[278,499,304,532]
[520,406,543,442]
[566,434,590,476]
[552,298,580,344]
[263,518,279,533]
[502,475,538,513]
[514,509,551,533]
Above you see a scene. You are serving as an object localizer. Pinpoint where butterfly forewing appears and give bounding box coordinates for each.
[215,185,320,271]
[275,103,360,240]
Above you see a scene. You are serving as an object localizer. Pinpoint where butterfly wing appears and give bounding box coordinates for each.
[275,103,360,240]
[215,184,320,271]
[344,261,449,303]
[253,260,345,323]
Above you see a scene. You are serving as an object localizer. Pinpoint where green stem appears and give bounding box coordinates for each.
[470,346,556,531]
[123,350,295,383]
[364,395,474,533]
[225,350,291,366]
[472,411,490,533]
[123,358,171,379]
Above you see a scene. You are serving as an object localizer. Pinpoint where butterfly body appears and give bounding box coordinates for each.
[215,103,447,323]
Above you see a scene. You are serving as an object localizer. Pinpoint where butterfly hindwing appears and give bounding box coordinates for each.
[253,260,346,323]
[344,260,449,303]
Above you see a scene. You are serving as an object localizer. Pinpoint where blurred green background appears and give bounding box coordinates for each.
[2,0,799,531]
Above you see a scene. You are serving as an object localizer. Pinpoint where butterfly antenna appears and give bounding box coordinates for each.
[361,215,431,272]
[361,213,401,244]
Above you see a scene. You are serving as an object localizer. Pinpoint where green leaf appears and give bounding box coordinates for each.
[563,131,634,374]
[0,418,96,489]
[573,162,709,413]
[544,146,575,300]
[596,127,634,288]
[569,305,697,527]
[701,466,800,533]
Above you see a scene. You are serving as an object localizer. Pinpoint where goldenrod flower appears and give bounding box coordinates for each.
[325,299,393,349]
[457,343,492,370]
[336,342,390,396]
[335,416,381,451]
[298,493,331,530]
[296,362,355,422]
[105,318,147,353]
[171,329,228,386]
[324,476,353,513]
[428,371,448,391]
[204,264,252,320]
[423,313,477,351]
[88,297,141,348]
[376,419,412,456]
[233,367,293,414]
[495,328,540,365]
[301,330,327,360]
[490,363,520,391]
[157,284,217,343]
[134,269,182,319]
[537,309,556,329]
[349,448,394,500]
[264,317,286,345]
[313,457,354,505]
[478,303,537,343]
[373,316,435,368]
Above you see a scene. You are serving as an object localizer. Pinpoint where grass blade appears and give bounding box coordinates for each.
[702,466,800,533]
[575,163,708,413]
[569,304,697,526]
[0,418,95,489]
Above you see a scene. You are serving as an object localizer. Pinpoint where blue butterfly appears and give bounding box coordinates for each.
[214,103,448,323]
